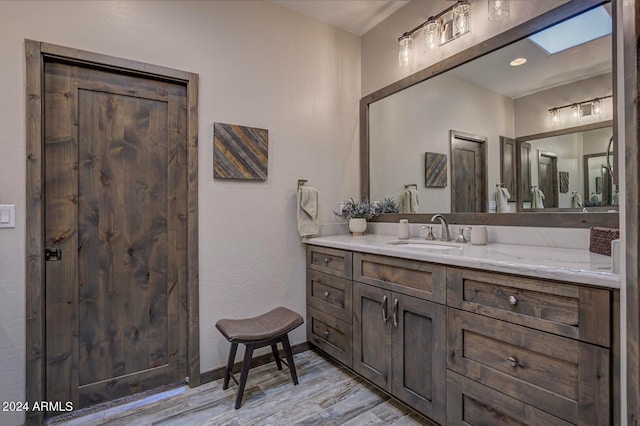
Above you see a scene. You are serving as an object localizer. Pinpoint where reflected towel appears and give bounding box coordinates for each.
[399,188,419,213]
[531,188,545,208]
[495,187,511,213]
[571,191,583,208]
[297,186,319,237]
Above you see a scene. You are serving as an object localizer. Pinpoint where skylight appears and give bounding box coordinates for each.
[528,6,611,55]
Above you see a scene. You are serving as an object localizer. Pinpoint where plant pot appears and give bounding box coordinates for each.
[349,218,367,236]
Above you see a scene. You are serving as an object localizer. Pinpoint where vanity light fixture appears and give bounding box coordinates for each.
[488,0,509,21]
[423,16,439,51]
[398,33,413,67]
[452,1,471,37]
[547,95,612,124]
[397,0,483,66]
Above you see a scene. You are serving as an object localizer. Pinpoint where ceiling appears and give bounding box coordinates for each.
[272,0,409,36]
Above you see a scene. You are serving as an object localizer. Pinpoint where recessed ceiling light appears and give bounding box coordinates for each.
[510,58,527,67]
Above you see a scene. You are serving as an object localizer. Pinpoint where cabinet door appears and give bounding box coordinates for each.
[352,282,392,390]
[392,293,446,424]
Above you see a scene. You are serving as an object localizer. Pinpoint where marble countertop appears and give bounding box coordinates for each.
[303,234,620,289]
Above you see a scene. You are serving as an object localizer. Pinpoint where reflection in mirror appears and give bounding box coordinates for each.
[518,124,616,210]
[367,3,613,215]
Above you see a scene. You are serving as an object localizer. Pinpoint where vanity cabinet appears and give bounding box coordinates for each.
[306,247,353,367]
[446,267,614,425]
[352,253,447,424]
[305,245,617,425]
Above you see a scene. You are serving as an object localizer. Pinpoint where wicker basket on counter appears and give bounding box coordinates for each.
[589,227,620,256]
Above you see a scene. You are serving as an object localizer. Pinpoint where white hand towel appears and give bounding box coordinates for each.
[399,188,419,214]
[531,188,545,209]
[571,191,583,208]
[297,186,319,237]
[495,187,511,212]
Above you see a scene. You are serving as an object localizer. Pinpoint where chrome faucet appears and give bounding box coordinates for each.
[430,214,451,242]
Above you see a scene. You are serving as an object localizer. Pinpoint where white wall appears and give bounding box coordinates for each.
[0,2,360,425]
[369,73,514,212]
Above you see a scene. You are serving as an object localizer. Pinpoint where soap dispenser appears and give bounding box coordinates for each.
[398,219,410,239]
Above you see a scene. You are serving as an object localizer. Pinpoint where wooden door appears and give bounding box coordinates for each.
[450,131,487,212]
[538,151,558,208]
[352,282,392,390]
[500,136,516,201]
[521,142,532,202]
[44,60,188,409]
[391,293,446,424]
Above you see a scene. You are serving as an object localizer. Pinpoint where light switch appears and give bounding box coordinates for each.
[0,205,15,228]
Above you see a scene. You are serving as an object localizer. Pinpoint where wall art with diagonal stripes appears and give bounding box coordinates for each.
[213,122,268,180]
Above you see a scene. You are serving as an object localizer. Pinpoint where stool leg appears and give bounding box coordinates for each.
[223,342,238,390]
[271,344,283,370]
[235,344,254,409]
[281,334,299,385]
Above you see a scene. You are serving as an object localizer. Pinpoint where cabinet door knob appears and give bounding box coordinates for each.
[324,330,330,338]
[507,356,518,368]
[323,258,330,264]
[508,295,518,305]
[382,295,389,324]
[324,291,330,297]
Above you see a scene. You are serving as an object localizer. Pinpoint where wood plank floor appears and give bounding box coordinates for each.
[48,349,436,426]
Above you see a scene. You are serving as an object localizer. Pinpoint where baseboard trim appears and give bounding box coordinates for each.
[200,342,312,385]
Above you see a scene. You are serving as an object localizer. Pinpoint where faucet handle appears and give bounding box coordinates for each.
[421,225,436,240]
[455,227,469,243]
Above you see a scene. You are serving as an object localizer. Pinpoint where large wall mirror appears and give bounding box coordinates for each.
[362,0,618,227]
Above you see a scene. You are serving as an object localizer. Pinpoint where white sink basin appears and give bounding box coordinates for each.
[386,240,463,251]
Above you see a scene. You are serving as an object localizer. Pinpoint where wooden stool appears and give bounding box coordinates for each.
[215,307,304,409]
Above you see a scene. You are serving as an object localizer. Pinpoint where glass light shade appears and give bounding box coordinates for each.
[592,98,602,115]
[550,108,560,125]
[398,35,413,67]
[453,1,471,38]
[571,103,580,120]
[488,0,509,21]
[423,18,439,51]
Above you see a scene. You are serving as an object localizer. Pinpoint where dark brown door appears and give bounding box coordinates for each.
[44,60,188,409]
[500,136,516,201]
[538,151,558,208]
[391,293,446,424]
[352,282,392,390]
[451,131,487,212]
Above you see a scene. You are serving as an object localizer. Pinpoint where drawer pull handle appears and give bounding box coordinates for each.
[507,356,518,368]
[323,258,330,264]
[324,291,330,297]
[382,295,389,324]
[392,298,399,328]
[508,295,518,306]
[324,330,330,338]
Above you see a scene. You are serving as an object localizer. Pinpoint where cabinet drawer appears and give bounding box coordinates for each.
[307,306,352,367]
[307,270,352,323]
[307,246,352,279]
[448,309,610,425]
[447,370,572,426]
[447,268,611,346]
[353,253,446,304]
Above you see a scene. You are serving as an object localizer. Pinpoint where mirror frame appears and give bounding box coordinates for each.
[361,0,618,228]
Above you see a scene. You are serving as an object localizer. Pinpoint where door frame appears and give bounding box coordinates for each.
[24,39,200,425]
[537,150,558,208]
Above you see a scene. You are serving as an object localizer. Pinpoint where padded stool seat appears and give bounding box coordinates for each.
[215,307,304,409]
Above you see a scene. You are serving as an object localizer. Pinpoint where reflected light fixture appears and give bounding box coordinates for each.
[509,57,527,66]
[488,0,509,21]
[423,16,439,51]
[398,33,413,67]
[547,95,611,125]
[452,1,471,38]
